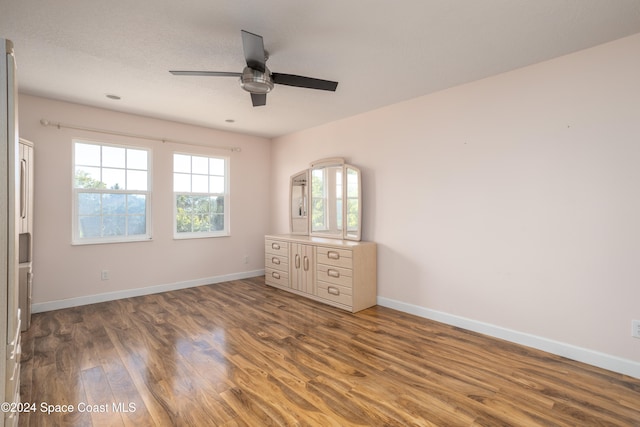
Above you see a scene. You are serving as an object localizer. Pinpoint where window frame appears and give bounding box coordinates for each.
[71,139,152,245]
[172,152,230,239]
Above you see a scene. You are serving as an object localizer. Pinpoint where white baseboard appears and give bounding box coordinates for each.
[32,269,265,314]
[377,296,640,380]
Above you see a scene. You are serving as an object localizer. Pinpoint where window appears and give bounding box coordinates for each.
[73,140,151,244]
[173,153,229,238]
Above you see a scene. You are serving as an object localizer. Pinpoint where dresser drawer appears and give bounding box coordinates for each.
[317,264,352,288]
[317,281,352,307]
[265,240,289,257]
[264,235,376,313]
[316,246,353,268]
[265,268,290,288]
[265,254,288,271]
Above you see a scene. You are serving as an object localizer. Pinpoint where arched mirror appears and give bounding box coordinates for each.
[304,158,362,241]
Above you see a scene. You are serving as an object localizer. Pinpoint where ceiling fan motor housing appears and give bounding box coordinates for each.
[170,31,338,106]
[240,66,274,94]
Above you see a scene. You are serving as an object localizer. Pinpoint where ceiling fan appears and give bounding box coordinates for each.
[170,30,339,107]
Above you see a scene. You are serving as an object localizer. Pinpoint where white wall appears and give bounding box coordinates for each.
[271,33,640,372]
[19,94,270,307]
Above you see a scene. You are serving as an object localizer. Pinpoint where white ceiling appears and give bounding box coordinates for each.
[2,1,640,138]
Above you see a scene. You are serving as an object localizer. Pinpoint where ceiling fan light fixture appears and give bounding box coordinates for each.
[170,30,339,107]
[240,66,274,94]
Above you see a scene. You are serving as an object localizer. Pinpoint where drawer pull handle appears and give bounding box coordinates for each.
[272,257,280,265]
[327,251,340,260]
[272,272,281,280]
[327,286,340,296]
[272,243,281,250]
[327,269,340,278]
[295,254,301,269]
[303,256,309,271]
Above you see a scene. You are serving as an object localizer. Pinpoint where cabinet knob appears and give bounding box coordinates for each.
[327,269,340,278]
[272,243,281,250]
[327,286,340,296]
[272,272,281,280]
[327,251,340,260]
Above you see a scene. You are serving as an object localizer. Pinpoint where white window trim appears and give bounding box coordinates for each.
[173,153,230,239]
[71,139,153,245]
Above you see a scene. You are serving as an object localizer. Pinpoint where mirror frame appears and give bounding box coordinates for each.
[296,157,362,241]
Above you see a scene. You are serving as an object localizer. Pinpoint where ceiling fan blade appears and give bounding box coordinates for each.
[170,71,242,77]
[251,93,267,107]
[241,30,266,72]
[272,73,338,91]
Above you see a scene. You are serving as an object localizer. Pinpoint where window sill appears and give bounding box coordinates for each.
[71,236,153,246]
[173,232,230,240]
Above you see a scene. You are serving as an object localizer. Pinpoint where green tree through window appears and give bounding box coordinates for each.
[73,141,150,244]
[173,153,229,238]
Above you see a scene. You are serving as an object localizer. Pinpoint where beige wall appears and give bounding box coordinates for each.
[271,33,640,366]
[19,94,270,306]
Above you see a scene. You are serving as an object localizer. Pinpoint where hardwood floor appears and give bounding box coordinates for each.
[19,276,640,426]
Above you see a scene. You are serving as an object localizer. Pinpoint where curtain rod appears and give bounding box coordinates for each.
[39,119,242,152]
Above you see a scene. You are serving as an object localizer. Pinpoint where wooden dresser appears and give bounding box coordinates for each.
[265,234,376,312]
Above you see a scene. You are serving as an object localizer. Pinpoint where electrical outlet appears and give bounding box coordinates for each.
[243,255,249,264]
[633,320,640,339]
[101,270,109,281]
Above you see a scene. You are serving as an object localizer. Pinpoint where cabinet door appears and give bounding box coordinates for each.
[19,142,27,233]
[290,244,315,295]
[18,141,33,234]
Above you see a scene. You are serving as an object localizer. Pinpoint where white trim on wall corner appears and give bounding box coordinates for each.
[377,296,640,380]
[32,269,265,314]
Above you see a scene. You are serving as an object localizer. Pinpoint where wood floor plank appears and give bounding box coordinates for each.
[100,357,154,427]
[81,366,124,427]
[102,321,175,426]
[19,277,640,426]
